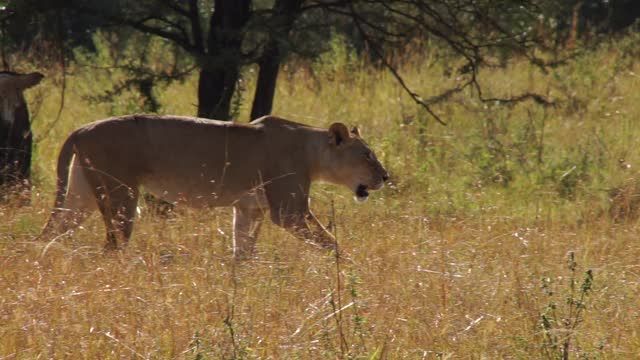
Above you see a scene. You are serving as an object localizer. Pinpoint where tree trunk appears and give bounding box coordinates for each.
[197,0,250,120]
[249,0,302,121]
[197,66,240,120]
[250,42,280,120]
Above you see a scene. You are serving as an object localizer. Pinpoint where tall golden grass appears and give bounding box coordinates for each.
[2,34,640,358]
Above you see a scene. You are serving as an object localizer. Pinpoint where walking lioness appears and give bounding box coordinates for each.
[39,115,388,258]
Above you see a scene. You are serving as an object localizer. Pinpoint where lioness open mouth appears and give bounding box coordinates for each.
[355,184,369,202]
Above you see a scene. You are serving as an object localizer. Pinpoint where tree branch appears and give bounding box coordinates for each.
[159,0,190,17]
[74,5,200,55]
[127,17,198,53]
[188,0,204,53]
[347,3,447,125]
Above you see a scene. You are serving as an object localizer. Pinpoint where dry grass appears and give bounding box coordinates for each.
[2,34,640,358]
[3,198,639,358]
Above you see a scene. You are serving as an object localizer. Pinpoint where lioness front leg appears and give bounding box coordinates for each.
[89,175,139,251]
[303,211,337,250]
[233,206,265,260]
[265,176,336,253]
[272,211,337,252]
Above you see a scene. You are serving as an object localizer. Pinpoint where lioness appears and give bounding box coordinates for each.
[39,115,388,258]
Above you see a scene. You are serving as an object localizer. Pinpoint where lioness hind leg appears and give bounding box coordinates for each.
[38,161,97,240]
[91,178,139,251]
[233,206,265,260]
[39,204,94,241]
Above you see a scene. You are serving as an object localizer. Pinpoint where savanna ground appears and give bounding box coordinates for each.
[2,33,640,358]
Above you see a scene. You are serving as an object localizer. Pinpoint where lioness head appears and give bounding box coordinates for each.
[325,122,389,202]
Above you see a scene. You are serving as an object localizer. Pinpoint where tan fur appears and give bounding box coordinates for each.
[39,115,388,258]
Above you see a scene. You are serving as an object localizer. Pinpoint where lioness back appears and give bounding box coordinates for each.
[71,115,270,206]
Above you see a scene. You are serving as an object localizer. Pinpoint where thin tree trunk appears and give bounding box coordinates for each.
[197,67,239,120]
[250,42,280,120]
[197,0,250,120]
[249,0,302,120]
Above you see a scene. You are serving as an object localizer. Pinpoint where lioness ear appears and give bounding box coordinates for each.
[24,72,44,89]
[328,122,350,146]
[351,126,361,137]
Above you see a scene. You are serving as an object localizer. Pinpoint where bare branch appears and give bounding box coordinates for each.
[480,92,555,107]
[126,18,197,53]
[159,0,190,17]
[74,6,199,55]
[188,0,204,53]
[347,3,447,125]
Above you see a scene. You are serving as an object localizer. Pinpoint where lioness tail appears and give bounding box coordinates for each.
[52,133,77,211]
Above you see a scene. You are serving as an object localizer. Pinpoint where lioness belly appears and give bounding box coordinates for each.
[141,172,264,208]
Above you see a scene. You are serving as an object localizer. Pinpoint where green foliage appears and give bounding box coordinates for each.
[73,30,193,115]
[312,34,361,83]
[539,252,595,359]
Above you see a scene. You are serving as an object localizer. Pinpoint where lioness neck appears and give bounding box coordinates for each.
[305,128,333,183]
